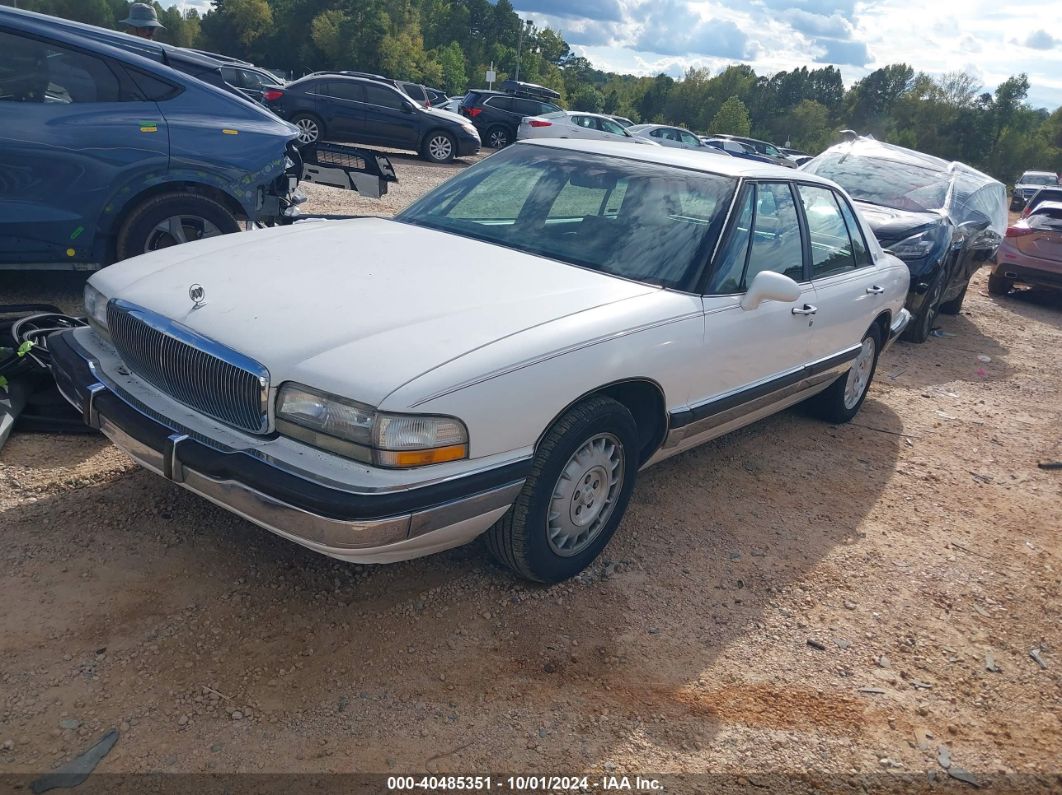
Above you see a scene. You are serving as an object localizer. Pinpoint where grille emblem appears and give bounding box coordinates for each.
[189,283,206,307]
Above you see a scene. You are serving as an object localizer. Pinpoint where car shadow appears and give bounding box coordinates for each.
[0,400,901,773]
[881,313,1011,389]
[0,271,89,316]
[989,285,1062,317]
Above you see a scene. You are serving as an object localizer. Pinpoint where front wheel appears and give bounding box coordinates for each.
[422,131,456,163]
[115,192,240,261]
[902,272,944,343]
[805,326,881,424]
[485,396,640,583]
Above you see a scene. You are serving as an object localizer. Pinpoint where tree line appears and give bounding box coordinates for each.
[8,0,1062,182]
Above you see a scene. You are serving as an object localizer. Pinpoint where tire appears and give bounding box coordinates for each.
[485,396,640,583]
[115,192,240,261]
[486,125,512,149]
[805,325,882,424]
[938,280,969,315]
[290,113,323,146]
[901,271,945,343]
[987,273,1013,295]
[422,130,456,163]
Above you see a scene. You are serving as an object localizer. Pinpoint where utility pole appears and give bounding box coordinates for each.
[514,18,532,83]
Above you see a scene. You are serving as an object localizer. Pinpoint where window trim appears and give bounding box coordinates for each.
[792,181,874,280]
[1,28,136,104]
[833,190,875,270]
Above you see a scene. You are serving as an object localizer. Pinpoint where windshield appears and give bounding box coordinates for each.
[804,151,950,212]
[1020,173,1057,185]
[396,146,737,291]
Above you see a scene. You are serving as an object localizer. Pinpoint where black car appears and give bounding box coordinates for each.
[459,81,562,149]
[220,63,284,103]
[264,75,480,163]
[316,71,431,107]
[803,138,1007,342]
[424,86,448,106]
[712,134,795,168]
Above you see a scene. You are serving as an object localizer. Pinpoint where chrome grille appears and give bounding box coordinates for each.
[107,301,269,434]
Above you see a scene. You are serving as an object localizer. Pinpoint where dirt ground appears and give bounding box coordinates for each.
[0,152,1060,791]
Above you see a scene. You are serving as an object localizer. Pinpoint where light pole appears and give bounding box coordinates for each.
[514,18,533,83]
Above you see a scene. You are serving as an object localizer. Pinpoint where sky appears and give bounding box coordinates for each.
[178,0,1062,110]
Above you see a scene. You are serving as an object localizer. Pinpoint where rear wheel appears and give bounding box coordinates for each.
[422,131,456,163]
[115,192,240,262]
[987,273,1013,295]
[485,396,639,583]
[805,326,881,424]
[291,113,323,146]
[486,125,512,149]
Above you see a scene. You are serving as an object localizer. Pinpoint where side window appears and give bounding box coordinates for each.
[707,184,755,293]
[600,118,626,135]
[539,101,561,114]
[745,182,805,285]
[649,128,665,138]
[322,81,364,101]
[797,184,858,277]
[765,144,781,158]
[0,31,121,103]
[835,193,873,267]
[679,131,700,147]
[572,115,593,128]
[220,65,239,86]
[240,69,265,90]
[364,84,405,109]
[485,95,513,111]
[513,98,541,116]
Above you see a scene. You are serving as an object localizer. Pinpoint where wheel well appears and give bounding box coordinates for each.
[104,182,247,260]
[871,310,891,342]
[544,380,669,466]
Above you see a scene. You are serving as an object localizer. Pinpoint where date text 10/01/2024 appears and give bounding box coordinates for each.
[387,776,664,791]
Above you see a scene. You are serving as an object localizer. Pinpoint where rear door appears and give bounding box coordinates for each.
[0,28,169,265]
[316,80,366,140]
[362,83,419,148]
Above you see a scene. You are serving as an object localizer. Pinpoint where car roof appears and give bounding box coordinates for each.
[1020,171,1057,179]
[1032,200,1062,212]
[519,139,842,182]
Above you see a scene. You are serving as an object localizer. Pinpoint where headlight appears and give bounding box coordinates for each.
[887,228,947,260]
[462,123,479,137]
[275,383,468,468]
[83,283,109,334]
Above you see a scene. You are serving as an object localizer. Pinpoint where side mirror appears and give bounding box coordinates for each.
[740,270,802,310]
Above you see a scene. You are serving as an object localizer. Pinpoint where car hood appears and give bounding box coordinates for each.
[92,218,657,407]
[852,201,944,243]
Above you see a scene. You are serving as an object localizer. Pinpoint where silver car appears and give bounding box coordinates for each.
[517,111,656,145]
[628,124,730,155]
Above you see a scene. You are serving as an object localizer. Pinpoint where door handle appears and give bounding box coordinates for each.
[792,304,818,316]
[866,285,885,295]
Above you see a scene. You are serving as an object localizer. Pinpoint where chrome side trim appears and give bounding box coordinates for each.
[408,311,704,408]
[84,382,106,428]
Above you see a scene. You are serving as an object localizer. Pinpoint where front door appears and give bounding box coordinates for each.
[362,83,420,149]
[675,181,817,452]
[316,80,367,140]
[0,29,169,265]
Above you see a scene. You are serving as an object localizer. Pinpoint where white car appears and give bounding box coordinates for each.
[52,140,910,583]
[628,124,729,155]
[517,111,656,145]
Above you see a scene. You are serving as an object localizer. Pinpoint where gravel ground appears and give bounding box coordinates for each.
[0,154,1060,790]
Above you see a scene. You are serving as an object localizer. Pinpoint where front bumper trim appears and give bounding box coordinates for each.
[51,330,526,564]
[885,308,911,349]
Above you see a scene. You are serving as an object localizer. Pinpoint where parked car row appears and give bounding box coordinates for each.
[1011,170,1059,210]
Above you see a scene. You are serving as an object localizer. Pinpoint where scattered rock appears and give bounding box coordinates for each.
[231,711,243,721]
[1029,648,1047,669]
[937,745,952,770]
[984,653,1001,673]
[844,600,857,610]
[948,767,979,787]
[876,655,891,668]
[807,639,827,651]
[59,720,80,731]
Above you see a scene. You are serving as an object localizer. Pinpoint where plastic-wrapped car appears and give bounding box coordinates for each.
[802,138,1006,342]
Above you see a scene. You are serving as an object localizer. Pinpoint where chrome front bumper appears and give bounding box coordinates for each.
[50,330,526,564]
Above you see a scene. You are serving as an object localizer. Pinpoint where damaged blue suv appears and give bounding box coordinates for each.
[0,7,303,268]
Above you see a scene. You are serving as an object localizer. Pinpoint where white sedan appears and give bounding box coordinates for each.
[52,140,910,583]
[517,111,656,145]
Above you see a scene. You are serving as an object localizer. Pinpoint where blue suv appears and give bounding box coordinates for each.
[0,7,303,268]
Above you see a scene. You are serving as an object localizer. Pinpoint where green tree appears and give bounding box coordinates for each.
[711,96,752,136]
[571,84,603,113]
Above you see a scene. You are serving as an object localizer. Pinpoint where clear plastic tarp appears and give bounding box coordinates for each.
[803,138,1008,237]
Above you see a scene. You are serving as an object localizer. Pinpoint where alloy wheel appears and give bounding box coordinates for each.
[144,215,223,252]
[295,118,319,144]
[843,337,876,410]
[427,134,453,162]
